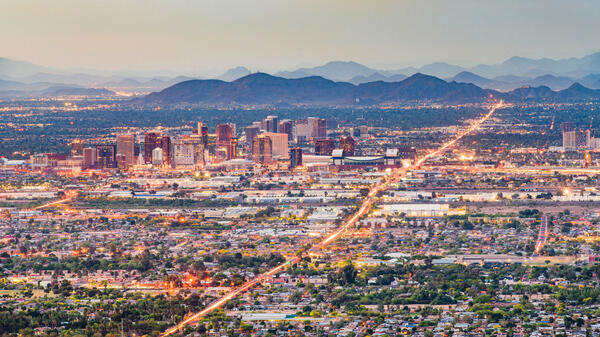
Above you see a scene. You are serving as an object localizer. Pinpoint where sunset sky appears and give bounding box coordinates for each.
[2,0,599,74]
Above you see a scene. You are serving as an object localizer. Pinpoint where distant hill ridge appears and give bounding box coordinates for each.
[138,72,600,107]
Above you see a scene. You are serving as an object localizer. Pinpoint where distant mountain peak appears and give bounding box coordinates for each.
[276,61,376,82]
[218,66,251,82]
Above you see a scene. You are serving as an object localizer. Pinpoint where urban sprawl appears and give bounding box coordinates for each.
[3,100,600,337]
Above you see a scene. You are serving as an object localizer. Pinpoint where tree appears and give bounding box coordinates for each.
[329,262,357,286]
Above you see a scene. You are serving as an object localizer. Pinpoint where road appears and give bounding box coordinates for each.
[415,101,502,166]
[161,179,391,336]
[534,215,549,255]
[32,191,78,210]
[160,101,504,336]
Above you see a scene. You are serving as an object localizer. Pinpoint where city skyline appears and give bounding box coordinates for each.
[3,2,600,337]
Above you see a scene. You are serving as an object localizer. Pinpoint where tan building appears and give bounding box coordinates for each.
[263,132,288,158]
[116,134,135,166]
[252,134,273,164]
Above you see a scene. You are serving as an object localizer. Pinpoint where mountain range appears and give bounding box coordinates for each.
[137,72,600,107]
[2,52,600,97]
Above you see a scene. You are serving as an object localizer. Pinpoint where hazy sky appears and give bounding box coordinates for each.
[2,0,599,74]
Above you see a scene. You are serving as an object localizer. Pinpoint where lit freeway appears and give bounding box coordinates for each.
[161,100,504,336]
[534,215,549,255]
[32,191,78,210]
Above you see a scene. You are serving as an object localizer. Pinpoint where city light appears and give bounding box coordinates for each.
[160,101,504,336]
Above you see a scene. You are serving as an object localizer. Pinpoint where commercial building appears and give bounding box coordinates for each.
[173,138,196,168]
[244,125,261,152]
[263,132,288,158]
[252,134,273,164]
[315,138,336,156]
[278,119,293,140]
[116,134,135,166]
[331,148,409,170]
[314,117,327,139]
[374,203,453,217]
[216,124,233,145]
[294,117,327,142]
[144,132,160,164]
[70,139,84,156]
[562,122,587,150]
[144,132,171,165]
[263,116,279,133]
[290,148,302,169]
[96,145,116,169]
[216,124,236,162]
[83,147,97,169]
[159,136,172,166]
[339,135,356,156]
[197,122,208,147]
[152,147,164,165]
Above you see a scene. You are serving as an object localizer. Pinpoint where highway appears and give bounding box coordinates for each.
[534,215,549,255]
[160,101,504,336]
[415,101,503,166]
[32,191,78,210]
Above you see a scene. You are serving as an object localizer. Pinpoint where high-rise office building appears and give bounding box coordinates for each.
[116,134,135,166]
[313,117,327,139]
[216,124,236,161]
[198,122,209,148]
[294,117,327,142]
[143,132,171,165]
[96,145,116,169]
[216,139,237,162]
[263,132,289,158]
[175,134,205,167]
[216,124,233,145]
[294,119,312,143]
[561,123,587,150]
[152,147,164,165]
[264,116,279,133]
[244,125,261,152]
[339,136,356,156]
[278,119,293,139]
[315,138,336,156]
[83,147,97,169]
[144,132,160,164]
[70,139,84,157]
[253,134,273,164]
[290,148,302,169]
[160,136,172,165]
[173,137,196,167]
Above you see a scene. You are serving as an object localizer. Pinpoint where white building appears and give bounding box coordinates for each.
[173,140,195,167]
[152,147,164,165]
[375,203,452,217]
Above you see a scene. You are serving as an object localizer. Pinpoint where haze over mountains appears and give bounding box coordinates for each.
[139,72,600,107]
[1,52,600,98]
